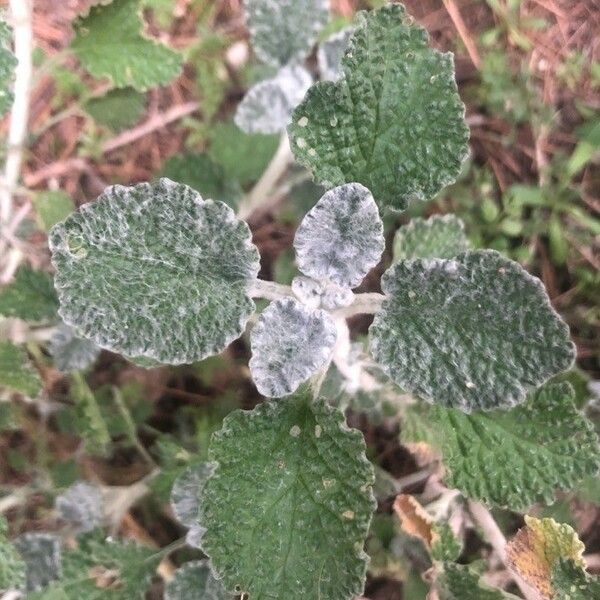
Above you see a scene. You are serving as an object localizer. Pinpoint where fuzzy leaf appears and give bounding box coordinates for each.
[71,0,183,91]
[402,383,600,509]
[159,154,242,209]
[165,560,229,600]
[49,178,260,364]
[50,325,101,373]
[288,5,469,211]
[551,559,600,600]
[33,191,76,233]
[200,390,376,600]
[15,533,62,592]
[291,276,353,310]
[370,250,575,411]
[0,266,59,322]
[0,517,26,592]
[0,342,42,397]
[245,0,329,67]
[0,18,16,116]
[393,214,469,261]
[437,563,519,599]
[250,298,337,397]
[507,517,585,599]
[235,65,312,134]
[318,27,353,82]
[294,183,385,288]
[84,87,146,130]
[170,462,213,528]
[55,482,103,533]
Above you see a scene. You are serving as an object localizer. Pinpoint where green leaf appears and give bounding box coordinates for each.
[159,154,242,209]
[0,517,26,592]
[0,17,16,116]
[200,390,376,600]
[170,462,213,528]
[0,342,42,397]
[165,560,229,600]
[245,0,329,67]
[33,191,76,233]
[552,559,600,600]
[49,325,101,373]
[393,215,470,261]
[208,122,279,185]
[288,5,469,211]
[402,383,600,509]
[28,534,160,599]
[49,178,260,364]
[71,0,183,91]
[294,183,384,288]
[249,298,337,397]
[0,266,59,321]
[370,250,575,411]
[437,563,519,599]
[84,87,146,130]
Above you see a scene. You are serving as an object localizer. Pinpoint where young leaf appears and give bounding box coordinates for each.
[235,65,312,134]
[49,178,260,364]
[159,154,242,209]
[15,533,62,592]
[370,250,575,411]
[170,462,213,528]
[288,4,469,211]
[291,276,353,310]
[507,516,585,599]
[249,298,337,397]
[50,324,101,373]
[200,390,376,600]
[71,0,183,91]
[437,563,519,599]
[245,0,329,67]
[0,18,17,116]
[33,191,76,233]
[55,481,104,533]
[0,342,42,397]
[551,559,600,600]
[393,214,470,261]
[318,27,353,82]
[165,559,229,600]
[402,383,600,509]
[0,517,26,592]
[294,183,385,288]
[0,266,59,322]
[84,87,146,131]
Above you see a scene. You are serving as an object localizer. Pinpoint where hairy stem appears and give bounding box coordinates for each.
[237,132,293,221]
[333,292,385,318]
[248,279,294,301]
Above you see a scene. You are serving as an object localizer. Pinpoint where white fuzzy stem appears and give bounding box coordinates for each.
[0,0,32,227]
[237,133,293,221]
[248,279,294,301]
[333,292,385,318]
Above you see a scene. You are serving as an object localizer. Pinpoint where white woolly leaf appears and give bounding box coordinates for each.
[165,560,229,600]
[55,482,103,533]
[50,325,101,373]
[170,463,213,529]
[49,178,260,365]
[15,533,62,592]
[235,65,312,134]
[245,0,330,67]
[294,183,384,288]
[318,27,354,81]
[250,297,336,397]
[292,276,353,310]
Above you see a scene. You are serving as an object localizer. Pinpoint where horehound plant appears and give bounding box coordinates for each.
[0,1,598,599]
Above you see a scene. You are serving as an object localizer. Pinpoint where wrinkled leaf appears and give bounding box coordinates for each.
[402,383,600,509]
[551,559,600,600]
[250,298,337,397]
[245,0,329,67]
[294,183,385,288]
[235,65,312,134]
[318,27,353,81]
[437,563,518,599]
[0,266,59,322]
[50,324,101,373]
[71,0,183,91]
[0,342,42,397]
[55,481,103,533]
[84,87,146,131]
[50,178,260,364]
[289,5,469,211]
[370,250,575,411]
[165,559,229,600]
[15,533,62,592]
[200,390,375,600]
[393,214,469,261]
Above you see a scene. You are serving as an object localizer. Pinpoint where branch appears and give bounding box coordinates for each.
[248,279,294,301]
[0,0,33,225]
[332,292,385,318]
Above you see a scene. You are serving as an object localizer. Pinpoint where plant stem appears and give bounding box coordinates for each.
[333,292,385,318]
[237,132,293,221]
[468,500,541,600]
[248,279,294,301]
